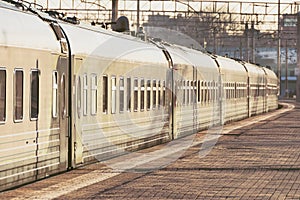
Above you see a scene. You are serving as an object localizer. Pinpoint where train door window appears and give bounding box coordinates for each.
[77,76,82,118]
[153,80,156,109]
[147,80,151,110]
[52,71,58,118]
[14,69,23,122]
[111,76,116,114]
[91,74,97,115]
[30,69,39,120]
[162,81,166,107]
[83,74,88,116]
[193,81,197,103]
[61,74,66,118]
[102,75,108,114]
[140,79,145,111]
[186,81,192,105]
[134,78,138,111]
[127,77,131,112]
[157,81,161,109]
[182,81,186,105]
[119,77,124,113]
[197,81,200,103]
[0,69,6,123]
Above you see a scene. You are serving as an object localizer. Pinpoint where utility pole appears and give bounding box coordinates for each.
[285,40,288,97]
[137,0,140,33]
[277,0,281,96]
[296,12,300,102]
[112,0,118,23]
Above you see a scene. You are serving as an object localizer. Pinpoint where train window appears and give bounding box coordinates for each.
[158,81,161,109]
[187,81,190,105]
[162,81,166,107]
[182,81,186,105]
[91,74,97,115]
[193,81,197,103]
[83,74,88,116]
[119,77,124,113]
[61,74,66,118]
[111,76,116,114]
[134,78,138,112]
[153,80,156,109]
[0,69,6,123]
[14,69,23,122]
[30,70,39,120]
[197,81,201,103]
[147,80,151,110]
[140,79,145,111]
[52,71,58,118]
[77,76,82,118]
[127,77,131,112]
[102,76,108,113]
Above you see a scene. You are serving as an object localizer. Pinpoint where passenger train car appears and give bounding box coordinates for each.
[0,0,278,191]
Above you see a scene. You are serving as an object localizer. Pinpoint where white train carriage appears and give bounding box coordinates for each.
[0,0,279,192]
[243,62,267,116]
[0,4,69,190]
[59,22,172,165]
[163,44,220,139]
[263,67,278,111]
[215,56,248,123]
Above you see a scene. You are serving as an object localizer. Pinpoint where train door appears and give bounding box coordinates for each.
[57,56,70,169]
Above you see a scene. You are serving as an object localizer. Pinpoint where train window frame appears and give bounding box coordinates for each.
[30,69,40,121]
[102,75,108,114]
[52,71,58,118]
[14,69,24,123]
[140,78,145,111]
[119,77,124,113]
[134,78,138,112]
[111,76,117,114]
[83,73,88,116]
[0,68,6,124]
[91,74,97,115]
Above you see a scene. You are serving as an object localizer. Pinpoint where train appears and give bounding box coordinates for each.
[0,0,278,191]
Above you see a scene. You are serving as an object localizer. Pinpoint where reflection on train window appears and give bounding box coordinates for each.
[140,79,145,111]
[111,76,116,114]
[52,71,58,118]
[134,78,138,112]
[0,69,6,123]
[127,77,131,112]
[30,70,39,120]
[153,80,156,109]
[119,77,124,113]
[77,76,81,118]
[146,80,151,110]
[14,69,23,122]
[91,74,97,115]
[102,75,108,113]
[83,73,88,116]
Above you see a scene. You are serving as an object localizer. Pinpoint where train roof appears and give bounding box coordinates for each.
[163,44,218,71]
[59,22,169,65]
[0,2,60,52]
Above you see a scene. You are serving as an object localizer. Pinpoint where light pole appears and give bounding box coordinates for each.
[277,0,281,96]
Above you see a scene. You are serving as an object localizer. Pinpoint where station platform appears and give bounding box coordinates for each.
[1,101,300,199]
